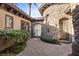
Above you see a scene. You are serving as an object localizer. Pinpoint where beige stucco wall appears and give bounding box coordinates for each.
[0,8,31,30]
[42,3,73,40]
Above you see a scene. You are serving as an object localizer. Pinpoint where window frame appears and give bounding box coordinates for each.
[5,15,13,28]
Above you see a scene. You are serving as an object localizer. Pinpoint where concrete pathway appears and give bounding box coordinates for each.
[17,38,72,56]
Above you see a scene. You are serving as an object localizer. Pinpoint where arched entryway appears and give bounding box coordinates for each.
[59,17,69,40]
[33,23,42,37]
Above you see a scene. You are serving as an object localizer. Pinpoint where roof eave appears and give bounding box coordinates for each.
[5,3,32,21]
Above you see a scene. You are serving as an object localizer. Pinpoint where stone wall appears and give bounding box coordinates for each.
[42,4,73,40]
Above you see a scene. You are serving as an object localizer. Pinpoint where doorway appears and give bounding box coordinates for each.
[59,17,69,40]
[33,24,41,37]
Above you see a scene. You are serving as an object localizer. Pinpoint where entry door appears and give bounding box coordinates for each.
[34,24,41,37]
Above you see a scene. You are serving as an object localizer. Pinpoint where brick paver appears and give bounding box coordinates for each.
[17,38,72,56]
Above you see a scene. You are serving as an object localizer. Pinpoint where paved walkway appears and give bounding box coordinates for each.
[17,38,72,56]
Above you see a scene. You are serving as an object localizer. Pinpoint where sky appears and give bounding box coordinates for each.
[16,3,42,18]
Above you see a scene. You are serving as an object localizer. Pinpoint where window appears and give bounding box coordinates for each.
[5,15,13,28]
[46,14,49,24]
[21,20,29,31]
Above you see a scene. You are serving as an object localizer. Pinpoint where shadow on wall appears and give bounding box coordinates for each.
[41,23,73,44]
[72,5,79,56]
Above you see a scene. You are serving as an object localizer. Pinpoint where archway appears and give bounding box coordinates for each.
[59,17,69,40]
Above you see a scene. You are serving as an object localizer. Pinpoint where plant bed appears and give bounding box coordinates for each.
[0,30,30,55]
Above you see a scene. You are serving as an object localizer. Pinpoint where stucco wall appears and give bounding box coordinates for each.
[0,8,31,30]
[42,4,73,40]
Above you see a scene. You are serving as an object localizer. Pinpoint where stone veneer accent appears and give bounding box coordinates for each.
[72,5,79,55]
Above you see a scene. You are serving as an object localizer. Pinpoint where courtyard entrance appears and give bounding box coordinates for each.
[33,24,42,37]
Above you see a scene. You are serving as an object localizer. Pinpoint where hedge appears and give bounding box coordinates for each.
[0,30,30,43]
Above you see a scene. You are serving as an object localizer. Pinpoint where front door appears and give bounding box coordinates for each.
[34,24,41,37]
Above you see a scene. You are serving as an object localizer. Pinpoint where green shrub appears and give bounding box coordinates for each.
[0,30,30,43]
[40,33,60,44]
[41,37,60,44]
[12,43,26,54]
[0,43,26,56]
